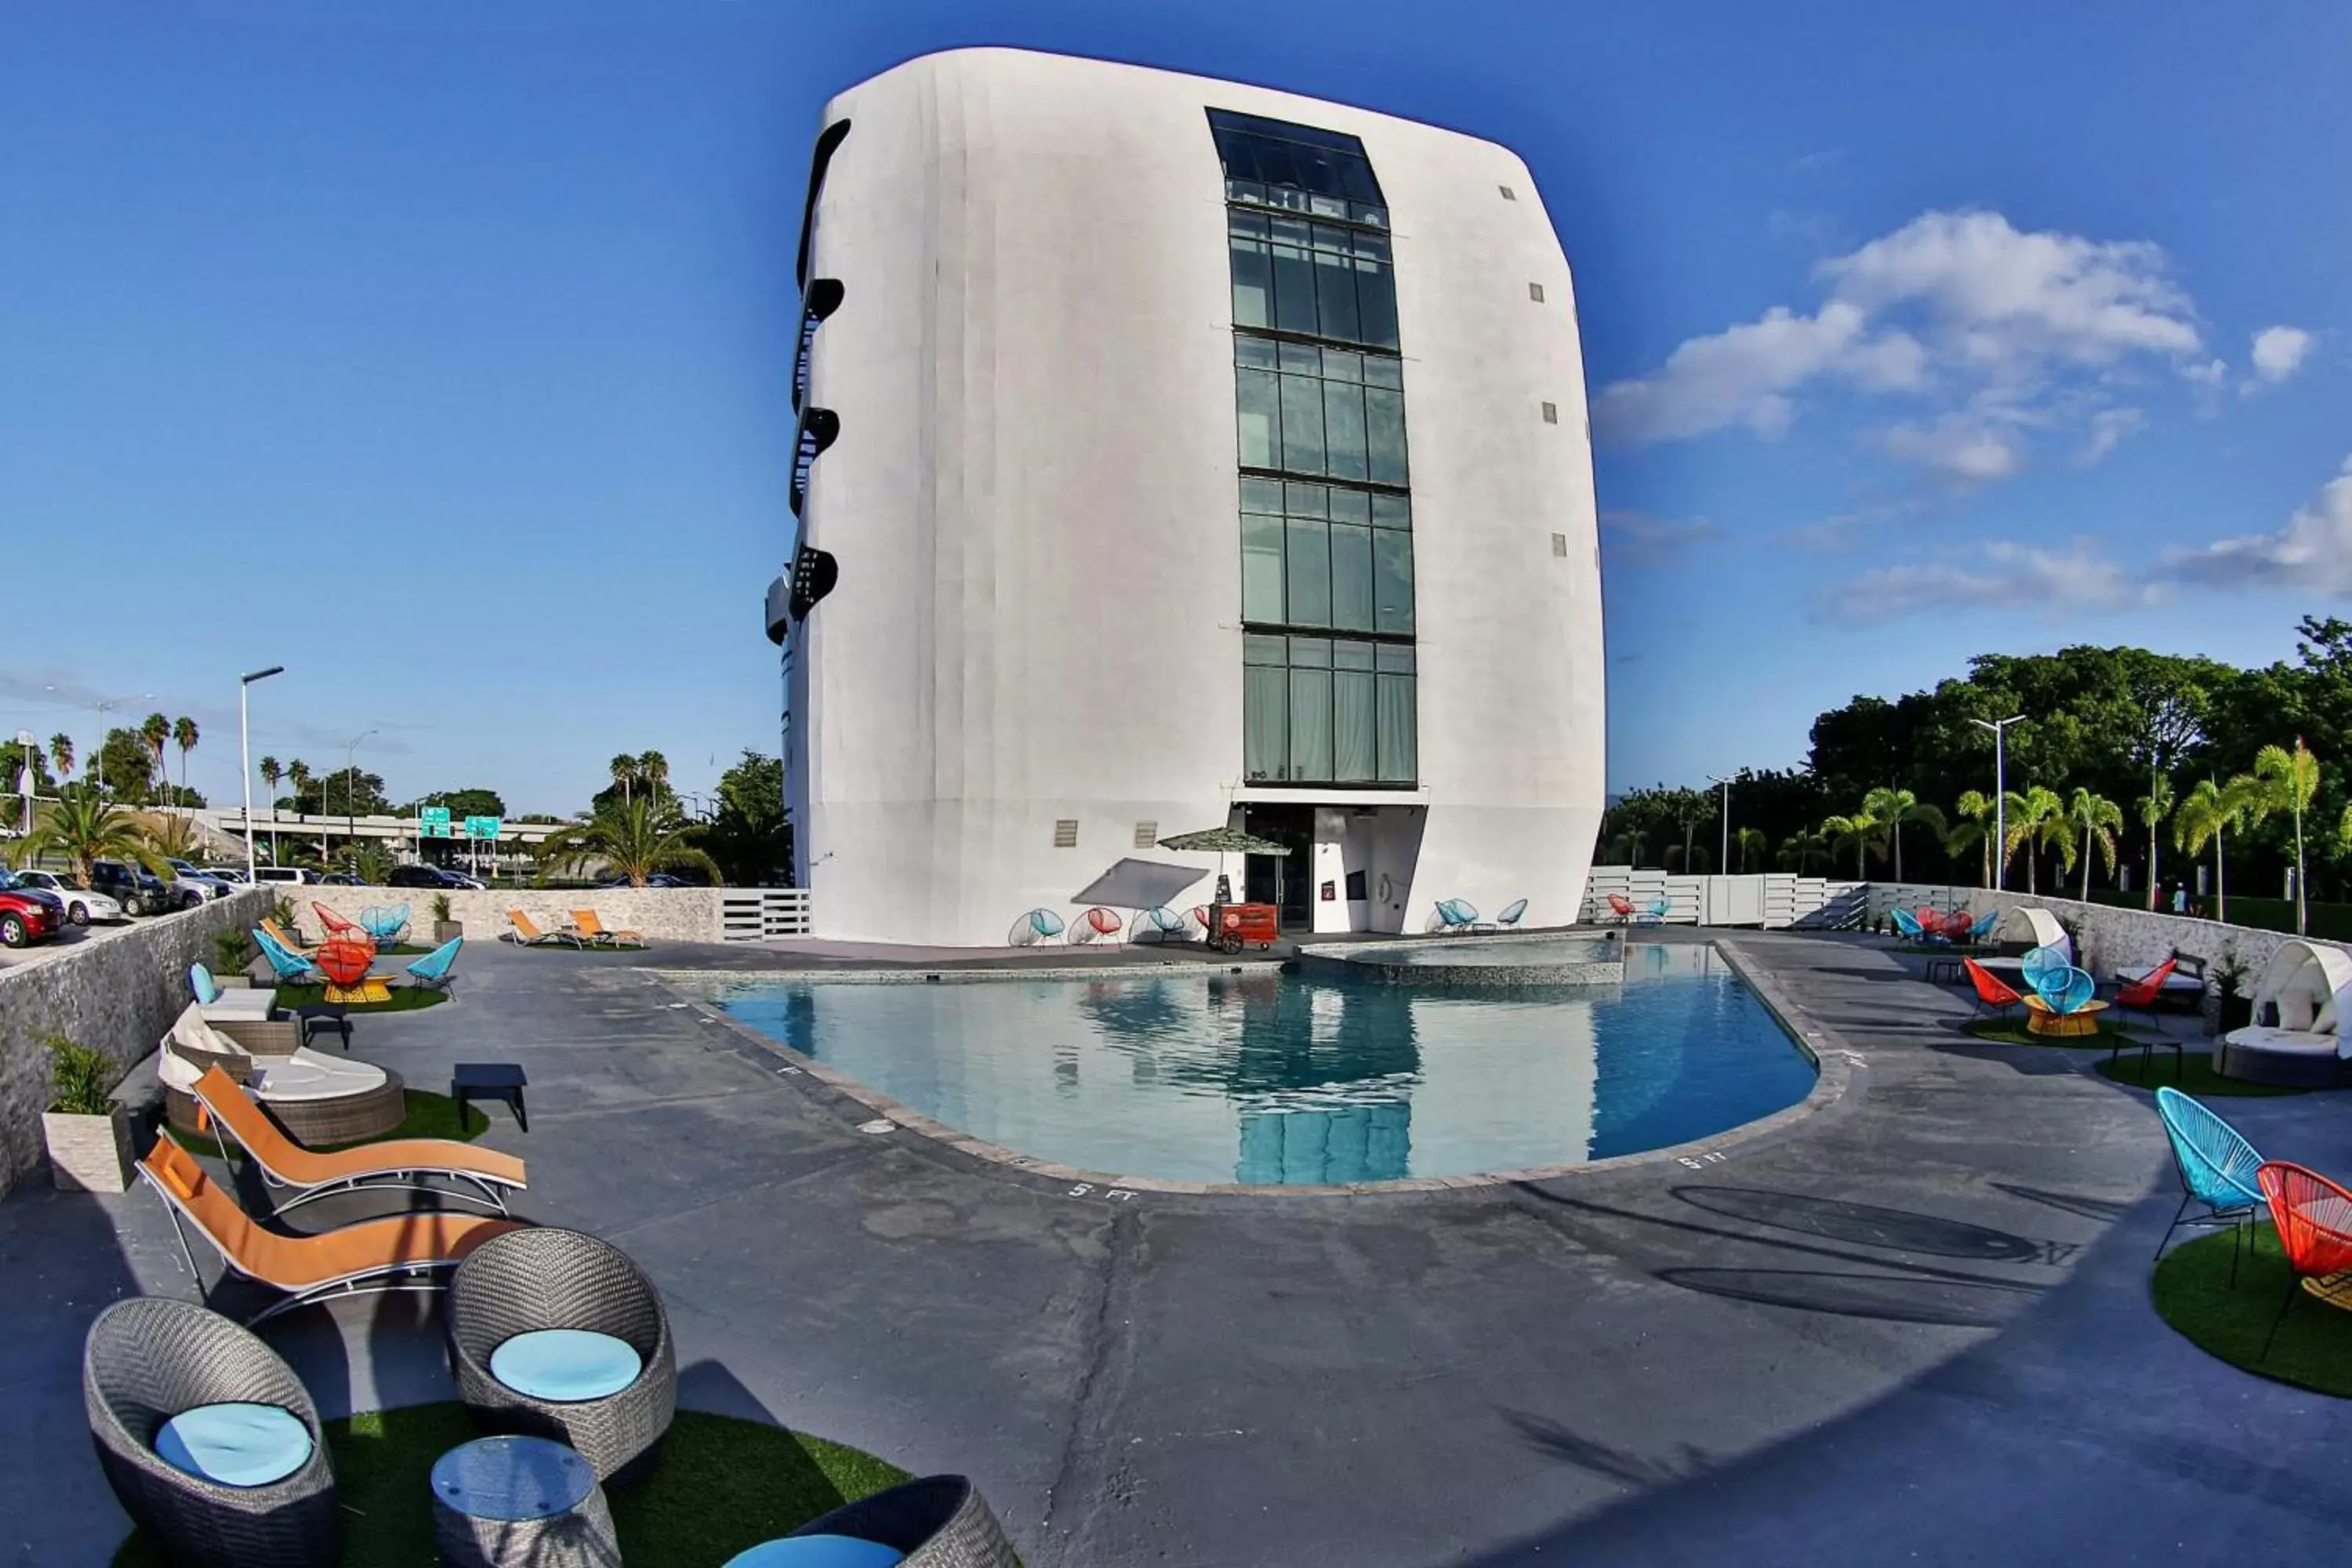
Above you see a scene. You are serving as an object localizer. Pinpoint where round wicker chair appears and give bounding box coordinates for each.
[445,1228,677,1483]
[785,1475,1018,1566]
[83,1296,339,1568]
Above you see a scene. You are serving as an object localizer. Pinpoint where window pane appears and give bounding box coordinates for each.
[1241,512,1286,624]
[1314,248,1362,343]
[1285,519,1330,626]
[1240,476,1284,513]
[1290,668,1334,782]
[1236,368,1279,470]
[1361,355,1404,389]
[1370,492,1410,528]
[1365,387,1409,485]
[1229,237,1271,329]
[1356,260,1399,350]
[1309,223,1350,254]
[1245,633,1289,665]
[1245,666,1289,782]
[1226,177,1265,205]
[1229,209,1270,238]
[1327,488,1369,524]
[1377,674,1417,782]
[1376,642,1416,673]
[1288,636,1332,666]
[1276,340,1323,373]
[1283,481,1327,516]
[1373,530,1414,635]
[1279,372,1327,474]
[1334,671,1376,782]
[1271,245,1319,335]
[1321,348,1363,383]
[1236,336,1279,368]
[1323,381,1368,481]
[1338,157,1381,205]
[1330,524,1374,630]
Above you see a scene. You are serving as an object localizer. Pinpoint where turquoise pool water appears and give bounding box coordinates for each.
[700,943,1815,1186]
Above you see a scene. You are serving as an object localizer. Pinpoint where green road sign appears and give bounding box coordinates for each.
[419,806,452,838]
[464,815,503,840]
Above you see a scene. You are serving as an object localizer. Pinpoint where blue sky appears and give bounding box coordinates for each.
[3,2,2344,812]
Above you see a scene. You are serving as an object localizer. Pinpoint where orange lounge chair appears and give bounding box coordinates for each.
[570,909,646,949]
[188,1064,527,1216]
[138,1139,524,1326]
[260,916,314,956]
[506,909,583,948]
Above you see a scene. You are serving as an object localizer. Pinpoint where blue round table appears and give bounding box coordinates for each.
[430,1435,619,1566]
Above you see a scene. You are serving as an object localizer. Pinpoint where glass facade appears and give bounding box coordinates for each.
[1214,109,1415,787]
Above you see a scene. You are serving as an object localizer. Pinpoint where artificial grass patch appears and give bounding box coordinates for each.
[167,1089,488,1156]
[1960,1015,2146,1049]
[112,1403,909,1566]
[2092,1049,2307,1098]
[269,982,448,1014]
[2153,1228,2352,1399]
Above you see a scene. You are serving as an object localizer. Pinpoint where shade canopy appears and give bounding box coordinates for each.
[1071,857,1212,910]
[1156,827,1292,856]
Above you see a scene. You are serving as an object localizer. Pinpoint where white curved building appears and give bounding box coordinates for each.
[772,48,1604,946]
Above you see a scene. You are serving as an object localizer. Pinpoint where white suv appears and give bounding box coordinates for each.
[8,869,125,926]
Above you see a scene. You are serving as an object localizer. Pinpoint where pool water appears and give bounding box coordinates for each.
[701,943,1816,1187]
[1379,935,1619,967]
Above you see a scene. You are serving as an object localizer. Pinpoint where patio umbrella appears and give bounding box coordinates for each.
[1156,827,1290,907]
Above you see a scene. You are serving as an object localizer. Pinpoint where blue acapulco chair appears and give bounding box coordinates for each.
[1494,898,1530,931]
[1639,896,1670,927]
[1436,898,1479,934]
[1965,908,2002,945]
[405,937,463,990]
[357,904,411,946]
[1018,908,1065,946]
[2020,943,2072,994]
[2153,1086,2268,1283]
[254,927,322,985]
[1890,908,1926,941]
[1137,906,1189,944]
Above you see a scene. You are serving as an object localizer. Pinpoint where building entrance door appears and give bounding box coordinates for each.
[1241,804,1316,930]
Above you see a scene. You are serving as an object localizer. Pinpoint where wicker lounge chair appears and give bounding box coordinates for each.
[85,1296,339,1568]
[445,1227,677,1483]
[187,1063,525,1215]
[2153,1087,2267,1279]
[775,1475,1019,1566]
[506,909,585,949]
[2254,1160,2352,1356]
[569,909,646,949]
[139,1138,523,1326]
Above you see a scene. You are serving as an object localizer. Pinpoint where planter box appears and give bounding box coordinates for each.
[43,1108,133,1193]
[434,921,464,944]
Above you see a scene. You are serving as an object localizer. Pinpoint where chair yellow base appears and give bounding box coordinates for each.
[324,977,392,1004]
[2024,997,2108,1037]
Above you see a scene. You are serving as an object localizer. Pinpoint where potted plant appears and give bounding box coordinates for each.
[2205,946,2253,1036]
[41,1036,132,1193]
[432,893,462,945]
[212,929,257,988]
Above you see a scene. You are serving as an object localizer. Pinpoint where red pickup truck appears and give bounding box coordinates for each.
[0,870,65,948]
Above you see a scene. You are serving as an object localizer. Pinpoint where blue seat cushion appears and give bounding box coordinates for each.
[489,1329,643,1403]
[154,1402,313,1488]
[724,1537,906,1568]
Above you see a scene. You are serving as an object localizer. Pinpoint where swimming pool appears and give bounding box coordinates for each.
[695,943,1816,1187]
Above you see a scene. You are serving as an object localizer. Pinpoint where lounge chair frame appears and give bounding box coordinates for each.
[190,1068,520,1218]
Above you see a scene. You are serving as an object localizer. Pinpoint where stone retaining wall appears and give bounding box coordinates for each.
[278,885,727,947]
[0,888,271,1196]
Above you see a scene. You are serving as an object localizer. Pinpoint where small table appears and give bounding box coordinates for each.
[430,1435,616,1568]
[1923,956,1964,985]
[2024,996,2109,1038]
[453,1062,529,1133]
[292,1002,350,1051]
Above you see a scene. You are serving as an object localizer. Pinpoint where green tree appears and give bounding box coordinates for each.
[347,843,395,885]
[1861,786,1947,883]
[2066,787,2124,900]
[410,788,507,820]
[171,717,198,815]
[535,797,721,888]
[97,728,157,802]
[693,750,791,886]
[1777,829,1834,874]
[47,733,74,781]
[2248,740,2323,934]
[2000,786,2067,895]
[285,758,312,811]
[1,737,54,801]
[2176,776,2255,923]
[1733,826,1769,874]
[7,795,169,886]
[1947,790,1995,888]
[1821,812,1886,880]
[2136,777,2174,910]
[139,712,169,799]
[608,754,639,810]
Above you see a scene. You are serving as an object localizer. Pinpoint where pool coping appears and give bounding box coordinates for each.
[641,935,1858,1199]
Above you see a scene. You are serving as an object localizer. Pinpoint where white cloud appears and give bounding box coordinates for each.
[1824,540,2157,623]
[1593,209,2209,481]
[2249,325,2314,383]
[2183,358,2229,387]
[2077,407,2147,465]
[1599,510,1719,568]
[2166,457,2352,594]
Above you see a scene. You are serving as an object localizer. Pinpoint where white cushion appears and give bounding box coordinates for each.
[249,1048,387,1104]
[2222,1025,2339,1058]
[197,989,276,1021]
[168,1005,249,1062]
[2280,993,2318,1032]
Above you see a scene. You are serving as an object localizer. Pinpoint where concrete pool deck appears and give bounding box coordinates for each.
[6,928,2350,1565]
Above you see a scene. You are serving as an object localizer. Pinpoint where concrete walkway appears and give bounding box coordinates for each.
[5,930,2349,1566]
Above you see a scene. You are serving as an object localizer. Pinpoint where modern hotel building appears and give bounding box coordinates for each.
[770,49,1604,946]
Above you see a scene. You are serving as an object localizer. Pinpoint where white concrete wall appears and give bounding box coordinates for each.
[793,48,1603,946]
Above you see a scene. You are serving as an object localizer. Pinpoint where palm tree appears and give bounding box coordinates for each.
[47,732,74,782]
[287,758,313,811]
[1821,812,1886,881]
[535,797,721,888]
[637,750,670,804]
[2066,787,2124,901]
[171,716,198,813]
[2175,777,2253,923]
[2136,777,2174,910]
[1861,786,1947,883]
[1734,826,1769,874]
[2250,739,2323,935]
[1949,790,1995,887]
[1999,786,2065,894]
[348,843,395,886]
[1777,829,1834,875]
[139,712,170,804]
[608,754,639,809]
[259,757,283,861]
[8,794,169,887]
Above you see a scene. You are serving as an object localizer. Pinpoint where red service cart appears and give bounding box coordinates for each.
[1207,902,1279,954]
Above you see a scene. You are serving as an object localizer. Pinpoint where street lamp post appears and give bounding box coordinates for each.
[240,666,285,881]
[1705,774,1733,874]
[343,729,379,866]
[51,688,152,800]
[1969,714,2026,891]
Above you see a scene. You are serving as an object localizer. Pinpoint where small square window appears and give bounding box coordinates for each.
[1541,401,1559,424]
[1134,820,1158,848]
[1053,819,1079,848]
[1552,532,1569,557]
[1498,184,1517,201]
[1528,281,1546,303]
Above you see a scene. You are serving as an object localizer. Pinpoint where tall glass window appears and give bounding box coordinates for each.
[1242,635,1415,786]
[1232,341,1408,488]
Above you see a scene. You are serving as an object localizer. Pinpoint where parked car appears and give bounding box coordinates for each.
[165,859,236,907]
[598,871,698,888]
[199,866,250,885]
[319,872,362,886]
[0,871,66,948]
[389,863,481,890]
[89,860,171,916]
[7,869,125,926]
[253,866,318,885]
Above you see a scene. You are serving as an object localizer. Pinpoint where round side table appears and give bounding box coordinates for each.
[430,1435,621,1567]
